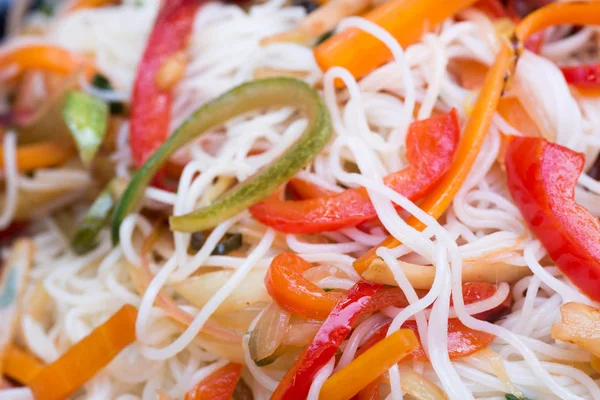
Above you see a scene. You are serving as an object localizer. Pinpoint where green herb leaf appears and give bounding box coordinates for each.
[505,394,532,400]
[62,91,109,166]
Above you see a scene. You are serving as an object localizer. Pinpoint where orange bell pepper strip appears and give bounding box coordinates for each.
[29,305,137,400]
[313,0,478,80]
[265,253,343,320]
[271,279,382,400]
[184,363,242,400]
[0,45,95,80]
[250,110,460,234]
[354,0,600,273]
[0,141,74,172]
[2,346,43,385]
[318,329,419,400]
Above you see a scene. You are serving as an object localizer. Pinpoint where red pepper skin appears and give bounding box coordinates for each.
[184,363,242,400]
[356,283,511,362]
[271,280,383,400]
[265,253,343,320]
[506,137,600,302]
[561,63,600,91]
[249,110,460,234]
[130,0,201,167]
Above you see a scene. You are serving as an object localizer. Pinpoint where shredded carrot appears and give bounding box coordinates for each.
[2,346,43,385]
[0,45,95,79]
[318,329,419,400]
[0,141,75,172]
[355,1,600,273]
[313,0,478,79]
[29,305,137,400]
[65,0,120,12]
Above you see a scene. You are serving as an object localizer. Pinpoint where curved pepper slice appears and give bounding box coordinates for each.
[249,109,460,234]
[129,0,201,167]
[270,279,382,400]
[561,63,600,95]
[0,45,95,79]
[505,136,600,302]
[184,363,242,400]
[112,77,331,243]
[265,253,343,320]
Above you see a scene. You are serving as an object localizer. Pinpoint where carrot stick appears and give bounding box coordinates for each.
[65,0,119,12]
[313,0,478,79]
[29,305,137,400]
[0,141,75,172]
[354,1,600,273]
[0,45,95,79]
[2,346,43,385]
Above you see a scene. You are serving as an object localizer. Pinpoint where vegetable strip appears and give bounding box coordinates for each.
[0,141,75,172]
[318,329,419,400]
[355,0,600,273]
[313,0,478,79]
[112,78,332,242]
[29,305,138,400]
[2,346,43,385]
[184,363,242,400]
[0,45,95,79]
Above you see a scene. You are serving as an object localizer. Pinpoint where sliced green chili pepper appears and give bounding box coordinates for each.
[72,181,116,254]
[62,91,108,166]
[111,77,332,243]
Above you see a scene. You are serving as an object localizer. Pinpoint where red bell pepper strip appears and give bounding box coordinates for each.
[129,0,200,167]
[270,280,383,400]
[250,109,460,234]
[505,137,600,303]
[265,253,343,320]
[357,282,510,362]
[561,63,600,93]
[184,363,242,400]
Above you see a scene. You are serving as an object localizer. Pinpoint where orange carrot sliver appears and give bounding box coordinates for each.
[0,141,75,172]
[0,45,95,79]
[29,305,137,400]
[318,329,419,400]
[2,346,43,385]
[314,0,478,80]
[354,1,600,273]
[66,0,119,12]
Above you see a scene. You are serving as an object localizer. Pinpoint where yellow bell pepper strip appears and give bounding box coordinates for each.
[2,346,43,385]
[318,329,419,400]
[28,305,138,400]
[313,0,478,80]
[112,77,332,243]
[354,0,600,273]
[0,141,75,172]
[0,45,95,79]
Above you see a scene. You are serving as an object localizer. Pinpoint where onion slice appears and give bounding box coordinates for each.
[248,303,291,364]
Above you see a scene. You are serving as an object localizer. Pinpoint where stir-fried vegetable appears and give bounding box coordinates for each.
[62,91,109,166]
[313,0,477,79]
[248,303,291,365]
[90,74,126,114]
[551,302,600,357]
[506,137,600,302]
[270,280,382,400]
[184,363,242,400]
[172,269,270,315]
[265,253,343,320]
[0,240,33,379]
[355,0,600,273]
[129,0,201,168]
[250,110,459,234]
[0,45,95,79]
[319,329,419,400]
[72,180,117,254]
[357,283,511,362]
[65,0,120,12]
[29,305,137,400]
[561,64,600,95]
[0,141,74,172]
[2,345,43,385]
[112,77,332,243]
